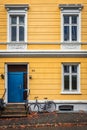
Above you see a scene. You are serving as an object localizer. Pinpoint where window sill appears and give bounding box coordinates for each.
[61,92,81,95]
[61,42,81,44]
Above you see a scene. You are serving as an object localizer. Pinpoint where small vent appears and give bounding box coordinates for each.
[59,105,73,111]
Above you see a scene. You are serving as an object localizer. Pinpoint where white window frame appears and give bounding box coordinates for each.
[61,10,81,43]
[61,63,80,94]
[9,15,25,42]
[7,10,27,43]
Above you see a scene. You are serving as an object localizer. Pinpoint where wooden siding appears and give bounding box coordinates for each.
[0,0,86,47]
[0,58,87,100]
[0,0,87,101]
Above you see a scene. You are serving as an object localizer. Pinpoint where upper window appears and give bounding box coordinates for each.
[59,4,83,43]
[63,15,78,42]
[62,64,80,94]
[10,15,25,42]
[5,4,29,42]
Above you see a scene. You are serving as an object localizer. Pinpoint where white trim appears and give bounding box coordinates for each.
[7,12,27,42]
[5,64,7,103]
[79,11,81,42]
[61,92,81,94]
[5,63,28,103]
[25,12,28,42]
[0,50,87,57]
[28,100,87,104]
[0,41,84,44]
[28,99,87,112]
[59,4,83,11]
[27,63,29,99]
[5,4,29,10]
[6,4,28,43]
[62,63,80,94]
[7,12,9,42]
[60,9,81,43]
[61,12,63,42]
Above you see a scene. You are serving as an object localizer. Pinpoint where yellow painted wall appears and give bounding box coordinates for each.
[0,57,87,100]
[28,44,60,50]
[0,0,87,101]
[0,0,87,49]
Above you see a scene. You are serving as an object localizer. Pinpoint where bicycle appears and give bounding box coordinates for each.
[28,97,56,114]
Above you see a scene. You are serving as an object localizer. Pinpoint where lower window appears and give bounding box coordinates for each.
[62,64,80,93]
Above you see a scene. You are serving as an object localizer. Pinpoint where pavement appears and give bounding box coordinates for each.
[0,112,87,129]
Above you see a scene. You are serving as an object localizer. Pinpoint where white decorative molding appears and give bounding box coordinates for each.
[7,43,27,50]
[59,4,83,11]
[29,100,87,104]
[61,43,81,50]
[0,50,87,57]
[5,4,29,11]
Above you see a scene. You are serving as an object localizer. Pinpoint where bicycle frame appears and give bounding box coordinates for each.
[28,97,56,113]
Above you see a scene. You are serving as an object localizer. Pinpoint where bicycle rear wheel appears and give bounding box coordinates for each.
[46,101,56,112]
[28,103,39,113]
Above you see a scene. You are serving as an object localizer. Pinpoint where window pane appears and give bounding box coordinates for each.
[11,26,16,41]
[64,75,69,90]
[72,65,77,73]
[19,16,24,24]
[64,65,69,73]
[11,16,17,24]
[72,26,77,41]
[64,16,69,24]
[72,16,77,24]
[19,26,24,41]
[64,26,69,41]
[72,75,77,90]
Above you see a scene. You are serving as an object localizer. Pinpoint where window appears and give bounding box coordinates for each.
[59,4,83,43]
[62,64,80,93]
[5,4,29,42]
[10,15,25,42]
[63,15,78,42]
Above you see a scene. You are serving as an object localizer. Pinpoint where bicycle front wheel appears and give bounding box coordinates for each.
[29,103,39,113]
[46,101,56,112]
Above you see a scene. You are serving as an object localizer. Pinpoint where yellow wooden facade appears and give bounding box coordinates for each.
[0,0,87,111]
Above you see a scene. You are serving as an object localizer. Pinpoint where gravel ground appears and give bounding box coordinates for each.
[0,112,87,130]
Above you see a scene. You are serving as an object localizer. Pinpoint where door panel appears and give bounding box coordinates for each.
[8,72,24,103]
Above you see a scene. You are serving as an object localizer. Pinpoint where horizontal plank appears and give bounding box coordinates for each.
[29,14,59,19]
[30,63,61,68]
[30,79,61,84]
[29,6,59,12]
[30,89,59,95]
[30,69,61,74]
[29,95,86,100]
[28,35,59,40]
[28,44,60,50]
[81,80,87,84]
[0,89,5,95]
[29,21,59,26]
[29,28,59,33]
[29,84,60,89]
[29,74,60,79]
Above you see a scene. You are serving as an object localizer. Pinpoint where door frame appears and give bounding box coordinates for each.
[5,63,29,103]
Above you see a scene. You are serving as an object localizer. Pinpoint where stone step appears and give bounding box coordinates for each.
[3,108,25,112]
[0,103,27,117]
[2,111,26,115]
[2,110,26,114]
[1,114,27,118]
[6,104,25,108]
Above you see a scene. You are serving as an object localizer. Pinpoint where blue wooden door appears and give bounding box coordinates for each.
[8,72,24,103]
